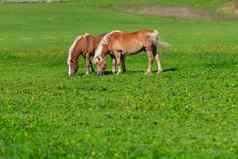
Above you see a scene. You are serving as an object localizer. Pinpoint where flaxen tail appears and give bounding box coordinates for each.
[157,41,171,48]
[152,29,171,49]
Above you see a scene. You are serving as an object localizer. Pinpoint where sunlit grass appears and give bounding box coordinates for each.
[0,1,238,159]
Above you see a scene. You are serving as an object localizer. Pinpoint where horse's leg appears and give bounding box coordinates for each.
[145,47,154,76]
[155,51,162,75]
[121,54,126,72]
[85,54,90,75]
[115,52,122,75]
[110,54,117,74]
[89,56,94,72]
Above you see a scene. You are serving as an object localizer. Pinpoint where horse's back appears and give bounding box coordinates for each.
[85,35,96,54]
[108,31,143,53]
[74,36,87,53]
[110,29,158,53]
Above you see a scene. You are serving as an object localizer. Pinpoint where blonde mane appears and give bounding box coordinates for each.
[94,30,121,61]
[67,35,82,65]
[67,33,91,65]
[83,33,90,37]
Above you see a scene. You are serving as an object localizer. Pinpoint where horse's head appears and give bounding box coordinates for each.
[68,61,78,76]
[94,56,107,76]
[94,41,110,76]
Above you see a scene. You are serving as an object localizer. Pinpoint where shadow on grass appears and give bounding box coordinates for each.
[125,67,178,74]
[162,67,178,72]
[73,67,178,77]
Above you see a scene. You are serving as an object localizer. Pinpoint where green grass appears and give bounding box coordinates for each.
[70,0,231,9]
[1,2,238,159]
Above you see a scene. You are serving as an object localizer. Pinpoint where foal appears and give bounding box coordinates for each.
[94,29,170,76]
[67,33,106,76]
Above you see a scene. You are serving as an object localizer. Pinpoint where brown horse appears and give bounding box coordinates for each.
[67,33,107,76]
[94,29,170,76]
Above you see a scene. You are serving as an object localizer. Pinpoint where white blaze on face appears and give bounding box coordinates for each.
[94,41,105,62]
[68,65,73,76]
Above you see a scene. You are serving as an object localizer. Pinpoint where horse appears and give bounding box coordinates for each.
[93,29,170,76]
[67,32,127,76]
[67,33,107,76]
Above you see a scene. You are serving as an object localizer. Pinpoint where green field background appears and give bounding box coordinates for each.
[0,1,238,159]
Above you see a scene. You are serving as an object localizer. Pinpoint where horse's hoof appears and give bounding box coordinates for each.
[97,72,102,76]
[97,72,105,76]
[112,68,117,74]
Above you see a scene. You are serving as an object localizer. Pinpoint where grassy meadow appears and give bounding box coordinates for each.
[0,1,238,158]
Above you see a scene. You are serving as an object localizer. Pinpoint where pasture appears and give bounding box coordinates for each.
[0,1,238,158]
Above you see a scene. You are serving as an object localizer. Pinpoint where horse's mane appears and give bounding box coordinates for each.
[67,35,82,65]
[94,30,121,61]
[99,32,108,36]
[67,33,91,65]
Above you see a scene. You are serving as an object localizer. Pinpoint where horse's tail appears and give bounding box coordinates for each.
[151,30,171,49]
[157,41,171,48]
[67,35,83,76]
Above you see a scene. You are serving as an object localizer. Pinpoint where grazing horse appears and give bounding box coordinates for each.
[94,29,170,76]
[67,33,107,76]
